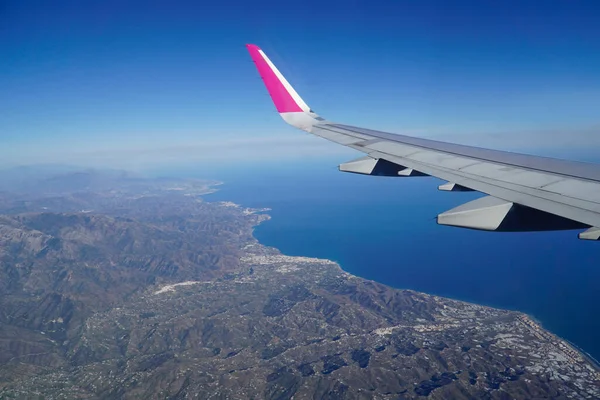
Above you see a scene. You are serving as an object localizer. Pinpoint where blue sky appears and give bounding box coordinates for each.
[2,0,600,168]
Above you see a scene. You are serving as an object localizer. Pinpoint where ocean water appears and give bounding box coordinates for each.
[162,159,600,361]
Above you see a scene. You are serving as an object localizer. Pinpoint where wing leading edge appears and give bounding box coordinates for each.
[246,44,600,240]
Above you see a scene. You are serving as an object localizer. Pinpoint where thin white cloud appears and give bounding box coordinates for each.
[0,133,356,170]
[2,125,599,170]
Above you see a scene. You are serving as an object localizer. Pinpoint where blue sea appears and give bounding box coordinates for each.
[157,158,600,362]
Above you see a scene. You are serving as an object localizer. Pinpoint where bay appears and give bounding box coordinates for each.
[164,159,600,362]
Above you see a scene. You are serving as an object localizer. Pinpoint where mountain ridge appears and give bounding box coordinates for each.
[0,173,597,399]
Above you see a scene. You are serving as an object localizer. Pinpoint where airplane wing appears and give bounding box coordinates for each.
[246,44,600,240]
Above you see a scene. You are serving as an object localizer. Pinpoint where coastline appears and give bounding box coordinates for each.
[3,175,598,398]
[567,339,600,371]
[210,186,600,374]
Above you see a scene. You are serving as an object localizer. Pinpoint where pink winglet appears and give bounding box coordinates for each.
[246,44,303,113]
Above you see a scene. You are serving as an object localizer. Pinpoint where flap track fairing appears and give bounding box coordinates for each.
[437,196,587,232]
[339,157,427,177]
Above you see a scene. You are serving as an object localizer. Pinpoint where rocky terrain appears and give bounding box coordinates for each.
[0,169,598,399]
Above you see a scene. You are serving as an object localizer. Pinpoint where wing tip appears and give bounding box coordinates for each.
[245,43,306,114]
[245,44,261,61]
